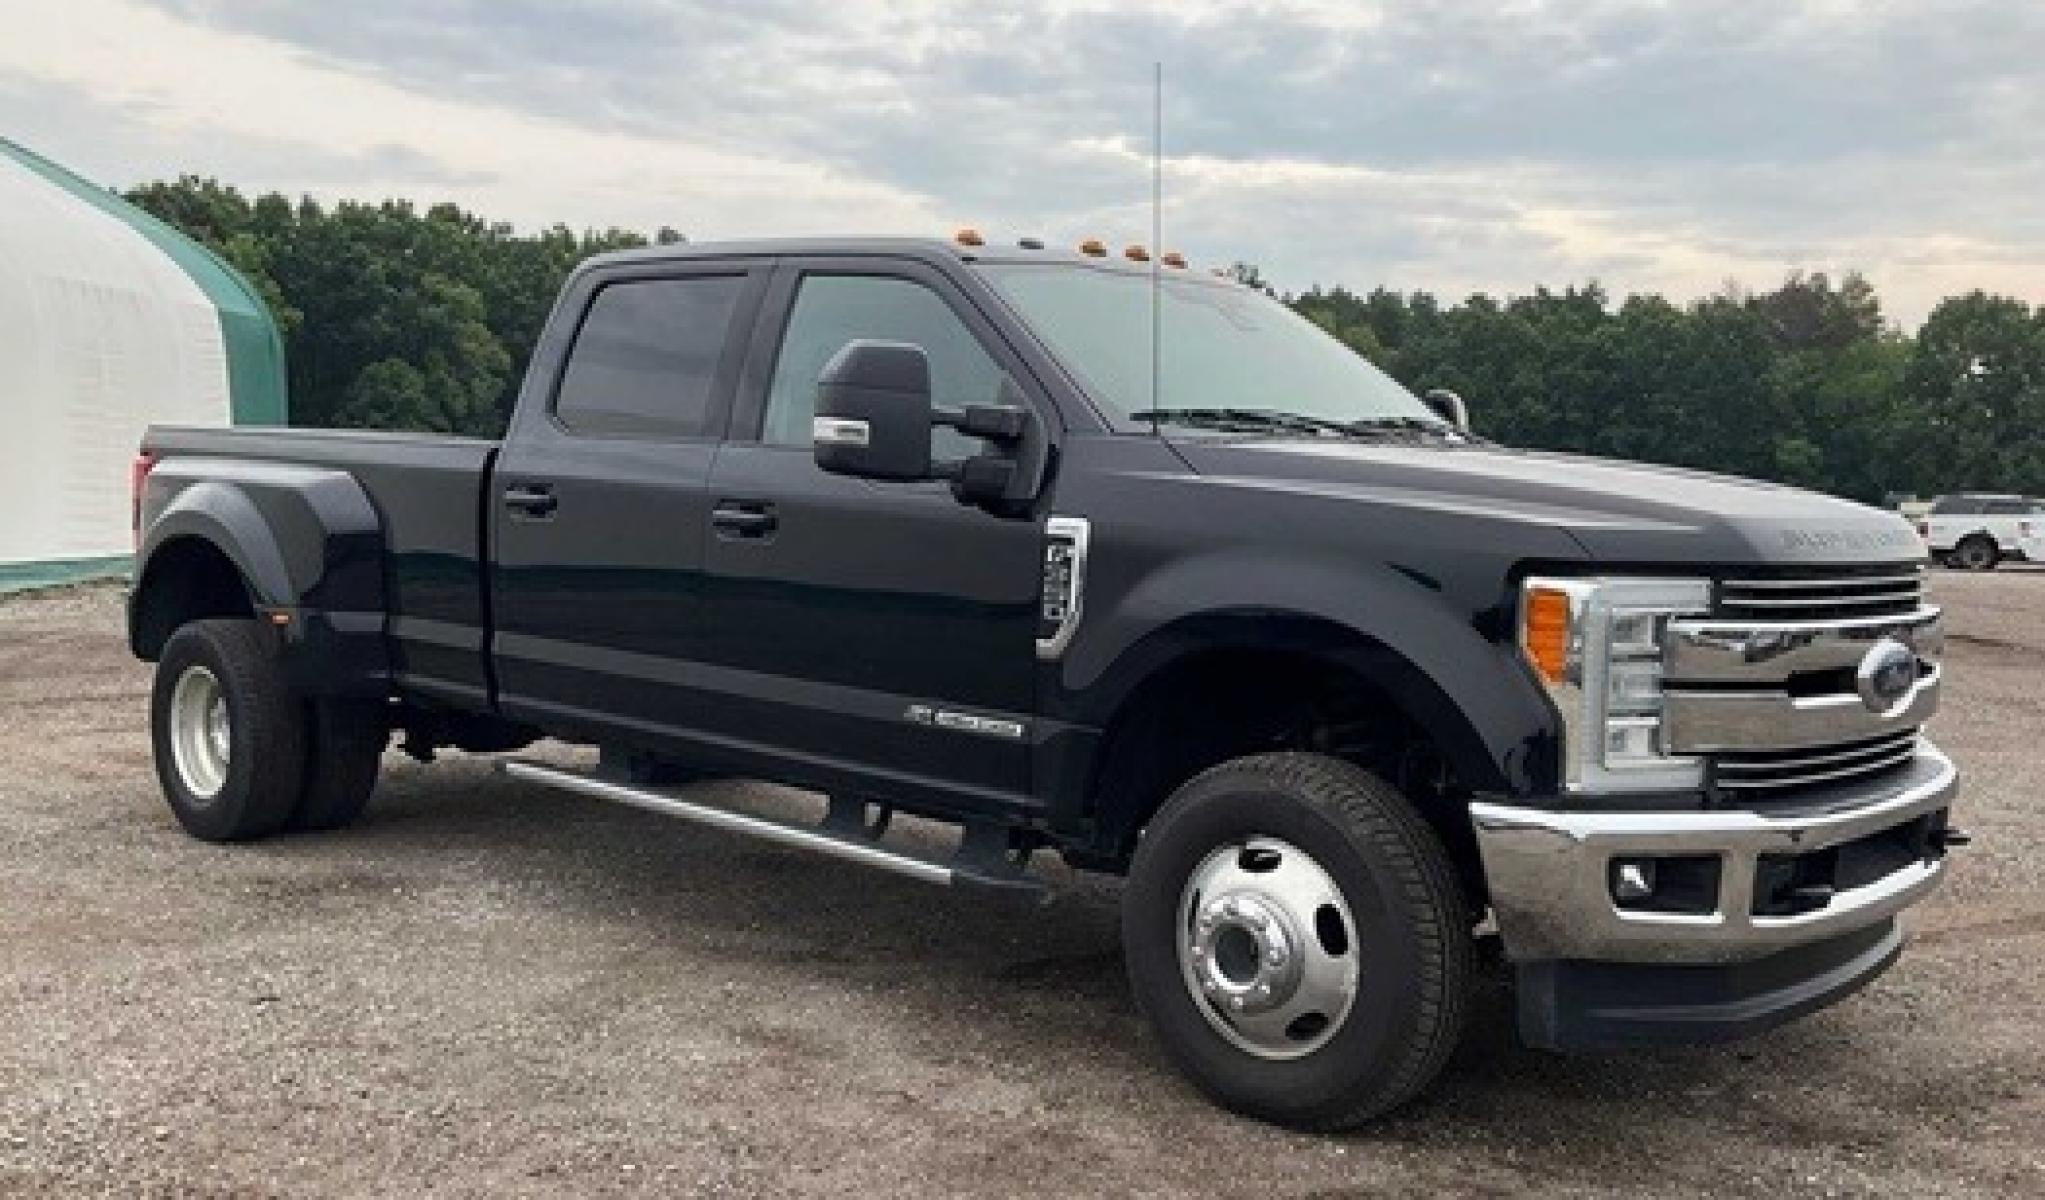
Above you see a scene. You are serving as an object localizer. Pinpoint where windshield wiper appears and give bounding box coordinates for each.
[1342,415,1466,440]
[1145,408,1361,438]
[1147,408,1470,443]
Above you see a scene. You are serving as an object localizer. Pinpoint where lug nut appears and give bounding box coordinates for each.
[1230,996,1245,1011]
[1266,948,1286,966]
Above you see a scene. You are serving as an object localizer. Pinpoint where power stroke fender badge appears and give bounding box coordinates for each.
[1856,638,1919,713]
[904,703,1027,741]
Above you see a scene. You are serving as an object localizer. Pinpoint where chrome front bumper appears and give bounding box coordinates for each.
[1470,744,1957,964]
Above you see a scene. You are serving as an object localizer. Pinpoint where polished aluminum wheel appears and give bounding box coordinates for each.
[1176,836,1359,1059]
[168,664,231,800]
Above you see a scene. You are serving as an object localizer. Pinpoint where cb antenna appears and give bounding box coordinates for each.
[1149,60,1163,431]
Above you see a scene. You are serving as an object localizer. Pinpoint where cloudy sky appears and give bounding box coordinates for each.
[4,0,2040,325]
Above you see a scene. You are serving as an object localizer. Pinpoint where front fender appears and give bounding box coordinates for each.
[1061,547,1559,797]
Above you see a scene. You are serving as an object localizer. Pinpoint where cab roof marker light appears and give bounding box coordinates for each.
[1161,251,1187,268]
[1124,244,1151,262]
[1018,237,1045,250]
[954,227,985,247]
[1079,238,1108,257]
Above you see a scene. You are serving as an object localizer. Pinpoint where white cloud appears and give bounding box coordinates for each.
[0,0,941,236]
[1,0,2040,326]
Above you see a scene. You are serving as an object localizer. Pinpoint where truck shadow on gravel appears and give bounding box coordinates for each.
[297,755,2006,1187]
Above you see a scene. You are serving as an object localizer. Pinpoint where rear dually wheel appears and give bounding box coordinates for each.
[151,619,306,842]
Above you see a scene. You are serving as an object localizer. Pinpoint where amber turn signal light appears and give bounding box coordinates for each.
[1078,238,1107,257]
[1522,586,1574,684]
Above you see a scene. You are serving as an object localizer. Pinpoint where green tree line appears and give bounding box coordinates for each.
[129,177,2042,503]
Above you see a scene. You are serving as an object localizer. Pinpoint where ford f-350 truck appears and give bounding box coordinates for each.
[129,235,1960,1128]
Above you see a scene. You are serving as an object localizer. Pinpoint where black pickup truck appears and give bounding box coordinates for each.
[130,235,1960,1128]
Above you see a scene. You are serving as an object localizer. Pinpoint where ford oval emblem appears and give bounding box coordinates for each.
[1856,638,1919,713]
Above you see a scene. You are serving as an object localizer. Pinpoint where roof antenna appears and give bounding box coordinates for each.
[1149,60,1163,433]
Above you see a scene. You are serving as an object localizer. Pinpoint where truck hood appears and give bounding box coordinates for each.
[1171,438,1923,567]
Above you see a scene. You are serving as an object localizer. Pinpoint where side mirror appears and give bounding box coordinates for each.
[813,339,1049,515]
[813,340,937,481]
[1423,388,1470,433]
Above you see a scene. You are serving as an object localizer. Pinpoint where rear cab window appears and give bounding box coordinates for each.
[554,275,748,439]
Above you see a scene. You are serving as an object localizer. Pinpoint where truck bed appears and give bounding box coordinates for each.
[142,425,500,706]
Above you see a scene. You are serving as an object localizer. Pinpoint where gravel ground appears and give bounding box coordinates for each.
[0,572,2040,1197]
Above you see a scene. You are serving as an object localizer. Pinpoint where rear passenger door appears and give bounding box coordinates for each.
[491,263,767,743]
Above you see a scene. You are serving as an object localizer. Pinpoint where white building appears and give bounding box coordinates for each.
[0,138,285,591]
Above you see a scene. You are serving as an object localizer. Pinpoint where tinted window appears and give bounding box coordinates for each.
[555,276,745,438]
[1931,496,1980,515]
[1986,498,2029,515]
[762,275,1007,456]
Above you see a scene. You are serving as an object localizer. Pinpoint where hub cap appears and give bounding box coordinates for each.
[1176,836,1359,1060]
[169,665,231,800]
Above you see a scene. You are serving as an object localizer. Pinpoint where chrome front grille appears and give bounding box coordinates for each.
[1712,728,1922,794]
[1665,561,1942,800]
[1716,565,1925,622]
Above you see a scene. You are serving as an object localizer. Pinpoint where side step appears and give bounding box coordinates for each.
[499,759,1046,899]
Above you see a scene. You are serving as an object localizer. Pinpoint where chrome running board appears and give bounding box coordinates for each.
[499,759,1044,898]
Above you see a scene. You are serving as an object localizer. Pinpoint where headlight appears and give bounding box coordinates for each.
[1518,576,1711,794]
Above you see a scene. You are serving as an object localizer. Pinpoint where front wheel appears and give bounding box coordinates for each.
[1122,753,1470,1129]
[1952,535,1999,571]
[151,619,307,842]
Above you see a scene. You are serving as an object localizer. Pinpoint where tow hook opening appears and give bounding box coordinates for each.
[1752,809,1962,918]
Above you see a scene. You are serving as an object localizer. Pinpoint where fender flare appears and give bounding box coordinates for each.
[1060,547,1559,799]
[132,460,387,692]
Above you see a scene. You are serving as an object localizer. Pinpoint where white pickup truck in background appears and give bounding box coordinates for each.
[1925,493,2044,570]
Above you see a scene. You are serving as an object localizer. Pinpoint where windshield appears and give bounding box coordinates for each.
[977,263,1442,432]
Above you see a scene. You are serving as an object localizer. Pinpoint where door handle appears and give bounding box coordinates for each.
[711,501,778,539]
[503,484,558,518]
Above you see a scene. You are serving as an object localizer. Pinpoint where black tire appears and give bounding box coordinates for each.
[1953,536,1999,571]
[289,699,388,831]
[150,619,306,842]
[1123,752,1470,1130]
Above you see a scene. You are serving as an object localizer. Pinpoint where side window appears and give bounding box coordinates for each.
[762,274,1008,457]
[1986,499,2027,516]
[554,275,746,438]
[1932,497,1977,516]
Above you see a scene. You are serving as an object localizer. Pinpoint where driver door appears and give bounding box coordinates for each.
[693,261,1050,815]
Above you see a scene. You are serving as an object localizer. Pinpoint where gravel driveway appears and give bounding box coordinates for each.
[0,573,2040,1196]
